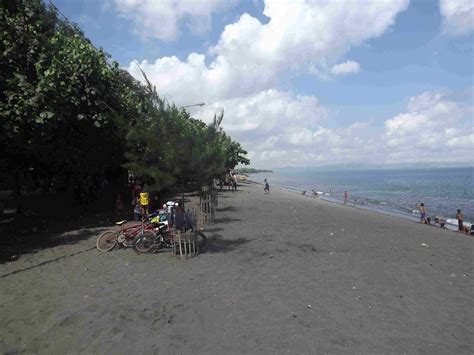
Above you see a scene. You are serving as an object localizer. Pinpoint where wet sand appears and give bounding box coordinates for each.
[1,181,473,353]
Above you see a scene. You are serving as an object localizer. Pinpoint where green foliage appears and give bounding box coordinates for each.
[0,0,249,199]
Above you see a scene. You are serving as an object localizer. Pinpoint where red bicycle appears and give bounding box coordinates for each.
[96,220,156,252]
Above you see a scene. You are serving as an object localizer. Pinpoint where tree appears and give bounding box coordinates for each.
[0,0,250,203]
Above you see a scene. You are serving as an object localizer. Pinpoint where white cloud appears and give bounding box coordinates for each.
[188,90,379,168]
[119,1,470,168]
[330,60,361,76]
[211,89,474,168]
[128,0,409,103]
[439,0,474,36]
[384,91,473,161]
[192,89,328,134]
[109,0,235,41]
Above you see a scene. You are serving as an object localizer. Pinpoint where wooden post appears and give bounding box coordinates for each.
[187,233,192,256]
[177,231,183,258]
[194,234,197,255]
[183,233,187,257]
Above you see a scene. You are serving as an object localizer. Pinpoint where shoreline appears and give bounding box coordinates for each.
[246,178,472,234]
[245,168,474,224]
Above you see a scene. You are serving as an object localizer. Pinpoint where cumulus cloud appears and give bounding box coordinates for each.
[330,60,361,76]
[439,0,474,36]
[192,89,327,133]
[182,89,384,168]
[109,0,235,41]
[120,1,471,168]
[384,91,473,162]
[128,0,409,102]
[214,89,474,168]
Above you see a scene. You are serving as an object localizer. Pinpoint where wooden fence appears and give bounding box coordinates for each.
[198,188,218,229]
[171,230,199,259]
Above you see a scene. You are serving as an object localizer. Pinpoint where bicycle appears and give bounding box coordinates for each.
[96,220,156,252]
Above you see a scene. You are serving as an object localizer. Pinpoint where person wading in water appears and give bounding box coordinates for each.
[456,209,464,232]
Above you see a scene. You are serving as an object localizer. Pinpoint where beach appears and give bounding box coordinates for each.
[1,181,473,353]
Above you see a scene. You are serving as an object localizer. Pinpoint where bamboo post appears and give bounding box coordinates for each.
[193,233,199,255]
[177,231,183,258]
[183,233,187,257]
[187,233,192,256]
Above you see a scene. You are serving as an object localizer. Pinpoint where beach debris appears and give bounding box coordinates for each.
[340,228,344,232]
[291,312,298,318]
[307,304,312,309]
[352,286,357,290]
[330,232,334,236]
[420,243,429,247]
[329,252,335,255]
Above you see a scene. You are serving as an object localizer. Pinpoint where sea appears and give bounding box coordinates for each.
[249,167,474,224]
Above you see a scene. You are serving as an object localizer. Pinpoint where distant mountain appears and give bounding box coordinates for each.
[236,168,273,174]
[274,162,474,173]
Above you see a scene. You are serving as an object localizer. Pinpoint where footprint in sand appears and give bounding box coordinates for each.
[59,313,82,327]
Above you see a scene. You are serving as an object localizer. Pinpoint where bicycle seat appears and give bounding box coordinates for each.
[115,220,127,226]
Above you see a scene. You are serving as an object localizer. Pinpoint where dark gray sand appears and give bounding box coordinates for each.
[1,181,473,353]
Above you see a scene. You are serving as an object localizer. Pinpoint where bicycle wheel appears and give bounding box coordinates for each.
[96,231,118,251]
[133,231,156,254]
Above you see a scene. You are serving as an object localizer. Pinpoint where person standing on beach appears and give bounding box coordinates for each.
[139,191,149,221]
[343,191,348,204]
[264,179,270,194]
[417,203,428,224]
[456,209,464,231]
[115,194,124,220]
[131,178,141,205]
[232,174,238,191]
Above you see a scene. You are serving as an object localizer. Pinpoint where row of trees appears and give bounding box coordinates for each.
[0,0,249,202]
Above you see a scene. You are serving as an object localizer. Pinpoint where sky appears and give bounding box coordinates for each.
[54,0,474,168]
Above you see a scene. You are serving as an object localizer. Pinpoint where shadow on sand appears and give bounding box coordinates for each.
[202,233,252,253]
[0,245,97,278]
[202,227,224,233]
[0,214,110,265]
[216,206,238,212]
[212,216,242,224]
